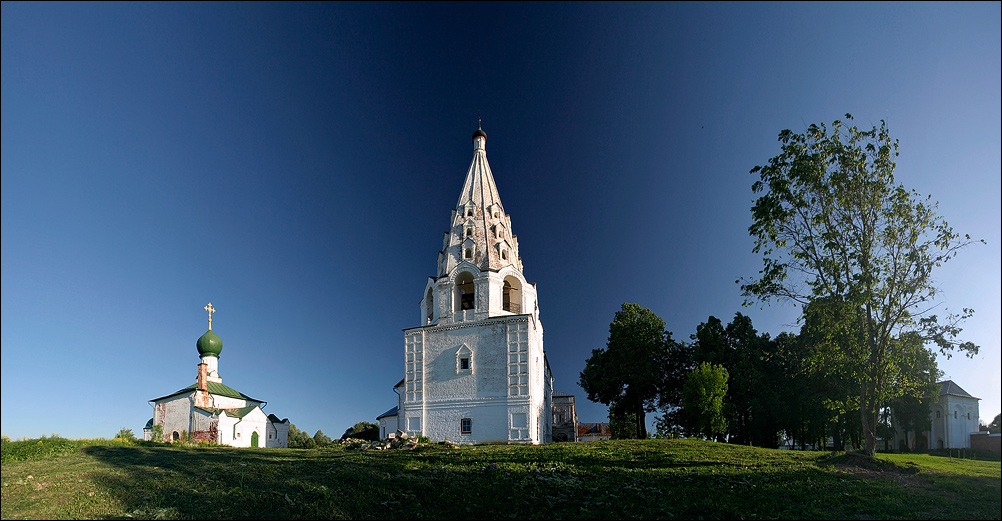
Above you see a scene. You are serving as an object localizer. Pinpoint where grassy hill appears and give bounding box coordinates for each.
[1,437,999,519]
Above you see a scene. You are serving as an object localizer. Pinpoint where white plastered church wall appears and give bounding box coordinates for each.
[396,126,551,444]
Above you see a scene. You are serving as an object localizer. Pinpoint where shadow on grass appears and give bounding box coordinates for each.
[80,441,1001,520]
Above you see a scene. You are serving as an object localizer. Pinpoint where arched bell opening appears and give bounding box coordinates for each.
[456,272,475,311]
[502,275,522,313]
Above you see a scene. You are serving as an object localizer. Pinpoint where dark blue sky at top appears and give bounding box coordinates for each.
[2,2,999,439]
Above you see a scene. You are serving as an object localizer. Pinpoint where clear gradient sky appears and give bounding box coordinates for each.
[2,2,999,440]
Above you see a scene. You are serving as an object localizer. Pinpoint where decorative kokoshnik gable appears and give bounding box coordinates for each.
[145,303,290,448]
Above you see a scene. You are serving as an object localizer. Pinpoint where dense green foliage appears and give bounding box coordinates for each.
[579,303,685,438]
[1,436,135,464]
[287,424,316,449]
[989,414,1002,434]
[680,362,728,440]
[115,428,136,440]
[635,309,946,452]
[742,114,980,455]
[2,437,998,520]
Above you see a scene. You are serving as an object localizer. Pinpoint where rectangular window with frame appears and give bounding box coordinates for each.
[461,418,472,434]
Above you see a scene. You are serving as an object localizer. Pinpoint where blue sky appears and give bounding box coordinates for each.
[2,2,999,440]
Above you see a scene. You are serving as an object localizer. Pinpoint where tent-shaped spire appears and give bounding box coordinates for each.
[438,125,522,276]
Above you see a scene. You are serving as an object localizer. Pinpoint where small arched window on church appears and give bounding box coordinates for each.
[466,227,473,237]
[954,411,957,419]
[466,207,474,217]
[456,272,475,311]
[936,410,941,418]
[501,249,508,261]
[465,248,472,259]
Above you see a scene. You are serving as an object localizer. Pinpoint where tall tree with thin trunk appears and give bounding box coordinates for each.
[742,114,980,456]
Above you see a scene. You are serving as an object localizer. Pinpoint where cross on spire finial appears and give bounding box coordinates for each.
[204,302,215,330]
[478,110,482,129]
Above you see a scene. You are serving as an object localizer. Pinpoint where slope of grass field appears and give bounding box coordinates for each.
[1,437,999,520]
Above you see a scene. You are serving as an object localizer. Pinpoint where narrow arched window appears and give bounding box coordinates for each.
[425,288,434,324]
[465,248,472,259]
[466,227,473,237]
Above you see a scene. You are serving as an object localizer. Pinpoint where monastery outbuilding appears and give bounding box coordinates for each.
[890,379,981,450]
[145,303,290,448]
[378,124,553,444]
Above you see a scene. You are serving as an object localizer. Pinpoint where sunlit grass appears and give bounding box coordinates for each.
[1,437,998,520]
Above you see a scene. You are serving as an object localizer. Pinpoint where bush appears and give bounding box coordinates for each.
[341,421,380,441]
[115,428,135,440]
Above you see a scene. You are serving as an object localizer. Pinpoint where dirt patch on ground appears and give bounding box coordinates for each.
[823,452,930,490]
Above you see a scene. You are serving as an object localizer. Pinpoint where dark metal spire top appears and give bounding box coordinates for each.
[473,111,487,142]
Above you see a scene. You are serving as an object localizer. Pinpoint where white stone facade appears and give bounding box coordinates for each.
[148,386,289,448]
[384,127,553,444]
[930,383,980,449]
[146,323,289,448]
[891,380,981,450]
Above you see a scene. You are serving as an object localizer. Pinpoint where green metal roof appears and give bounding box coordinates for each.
[150,381,262,403]
[194,405,258,419]
[193,406,289,423]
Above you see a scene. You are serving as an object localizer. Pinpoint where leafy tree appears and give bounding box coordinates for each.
[608,406,638,440]
[690,314,783,447]
[149,424,164,443]
[680,362,729,440]
[114,427,135,440]
[313,430,332,447]
[580,303,682,438]
[288,424,316,448]
[743,114,980,456]
[887,332,941,449]
[989,413,1002,434]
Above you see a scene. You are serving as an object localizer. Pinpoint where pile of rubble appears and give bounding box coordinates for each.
[338,430,460,451]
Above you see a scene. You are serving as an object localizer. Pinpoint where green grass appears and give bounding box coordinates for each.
[1,438,999,519]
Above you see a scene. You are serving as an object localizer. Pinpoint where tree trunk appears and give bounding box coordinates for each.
[860,381,877,456]
[636,401,647,439]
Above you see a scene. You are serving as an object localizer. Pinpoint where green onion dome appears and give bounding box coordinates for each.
[196,329,222,358]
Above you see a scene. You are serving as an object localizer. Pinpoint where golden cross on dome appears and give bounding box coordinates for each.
[204,302,215,330]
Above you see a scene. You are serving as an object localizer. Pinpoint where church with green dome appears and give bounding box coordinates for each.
[144,303,290,447]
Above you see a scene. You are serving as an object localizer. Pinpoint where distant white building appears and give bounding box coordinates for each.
[145,304,289,448]
[379,124,552,444]
[891,380,981,450]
